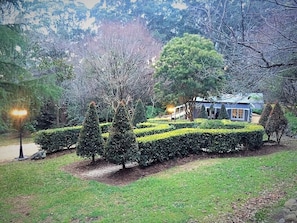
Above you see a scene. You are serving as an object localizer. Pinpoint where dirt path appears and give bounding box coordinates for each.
[0,143,40,162]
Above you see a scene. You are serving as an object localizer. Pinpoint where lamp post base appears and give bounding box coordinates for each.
[15,156,29,161]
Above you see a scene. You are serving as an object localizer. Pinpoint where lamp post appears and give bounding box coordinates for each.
[166,105,175,121]
[11,109,28,160]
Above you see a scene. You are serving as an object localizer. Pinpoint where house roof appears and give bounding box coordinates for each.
[195,93,264,105]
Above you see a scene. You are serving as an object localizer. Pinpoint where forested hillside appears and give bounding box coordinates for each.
[0,0,296,132]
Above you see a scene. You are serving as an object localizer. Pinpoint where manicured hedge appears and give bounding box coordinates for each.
[34,122,173,153]
[34,119,264,167]
[34,123,111,153]
[137,123,264,167]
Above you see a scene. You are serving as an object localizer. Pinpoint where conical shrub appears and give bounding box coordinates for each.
[265,102,288,144]
[198,104,208,119]
[218,104,229,119]
[132,99,147,126]
[105,101,139,169]
[76,101,104,163]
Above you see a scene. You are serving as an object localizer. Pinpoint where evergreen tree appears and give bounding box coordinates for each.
[259,103,273,140]
[198,104,208,119]
[209,104,215,119]
[132,99,147,126]
[218,104,229,119]
[265,102,288,144]
[105,101,139,169]
[76,101,104,163]
[259,103,272,127]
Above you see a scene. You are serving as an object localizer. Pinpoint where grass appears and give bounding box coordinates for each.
[0,144,296,223]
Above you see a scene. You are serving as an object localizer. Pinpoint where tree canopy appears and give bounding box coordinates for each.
[154,33,224,120]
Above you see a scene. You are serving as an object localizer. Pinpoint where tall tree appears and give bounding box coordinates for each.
[105,101,139,169]
[76,101,104,163]
[84,20,161,111]
[0,24,61,132]
[154,33,224,121]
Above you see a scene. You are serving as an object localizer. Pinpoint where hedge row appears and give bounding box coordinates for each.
[137,123,264,167]
[34,122,173,153]
[34,120,264,168]
[34,123,111,153]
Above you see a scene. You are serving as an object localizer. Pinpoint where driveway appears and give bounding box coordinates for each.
[0,143,40,162]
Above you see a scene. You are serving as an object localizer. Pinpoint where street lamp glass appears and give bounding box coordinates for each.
[11,109,28,117]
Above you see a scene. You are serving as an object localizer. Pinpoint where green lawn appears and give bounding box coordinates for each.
[0,143,296,223]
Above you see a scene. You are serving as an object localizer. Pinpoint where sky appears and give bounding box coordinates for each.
[78,0,99,9]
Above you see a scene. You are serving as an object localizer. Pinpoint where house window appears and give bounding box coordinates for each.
[232,109,244,120]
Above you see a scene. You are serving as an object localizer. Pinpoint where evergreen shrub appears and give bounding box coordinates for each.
[76,101,104,163]
[138,123,264,167]
[34,123,111,153]
[105,101,139,169]
[132,99,147,126]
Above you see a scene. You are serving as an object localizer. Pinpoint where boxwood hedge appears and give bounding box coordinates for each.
[34,123,111,153]
[137,122,264,167]
[34,119,264,167]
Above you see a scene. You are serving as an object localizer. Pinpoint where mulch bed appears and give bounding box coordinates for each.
[60,139,294,186]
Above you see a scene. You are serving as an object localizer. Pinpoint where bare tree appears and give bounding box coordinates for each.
[84,20,161,111]
[185,0,297,98]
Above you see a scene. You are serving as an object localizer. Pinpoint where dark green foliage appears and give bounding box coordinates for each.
[259,103,273,140]
[218,104,229,119]
[132,99,147,126]
[285,112,297,135]
[138,123,264,167]
[154,33,224,121]
[76,102,104,163]
[259,103,272,127]
[209,104,215,119]
[34,126,81,153]
[199,120,225,129]
[265,102,288,144]
[198,105,208,119]
[105,101,139,169]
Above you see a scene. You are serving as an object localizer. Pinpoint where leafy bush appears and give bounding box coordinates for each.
[252,108,262,115]
[285,112,297,135]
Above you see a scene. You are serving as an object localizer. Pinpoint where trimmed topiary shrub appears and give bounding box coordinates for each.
[132,99,147,126]
[259,103,272,137]
[265,102,288,144]
[105,101,139,169]
[218,104,229,119]
[198,104,208,119]
[76,102,104,163]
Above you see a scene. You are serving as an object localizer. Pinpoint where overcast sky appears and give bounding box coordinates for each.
[78,0,98,9]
